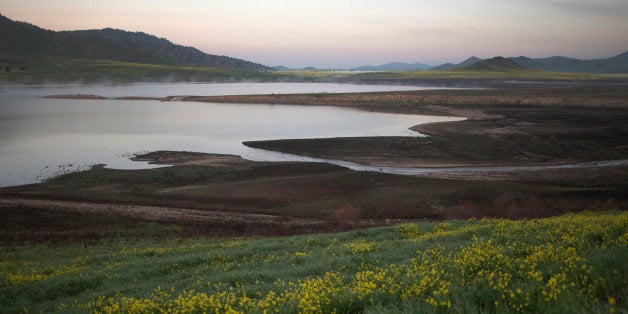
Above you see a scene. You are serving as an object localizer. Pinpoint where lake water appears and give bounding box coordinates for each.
[0,82,448,98]
[0,82,462,186]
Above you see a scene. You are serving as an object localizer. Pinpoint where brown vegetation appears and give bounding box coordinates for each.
[1,151,625,243]
[179,86,628,115]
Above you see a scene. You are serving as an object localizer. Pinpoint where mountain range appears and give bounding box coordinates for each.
[507,53,628,74]
[0,14,269,71]
[431,57,483,71]
[2,14,627,76]
[271,62,433,71]
[347,52,628,74]
[431,53,628,73]
[351,62,432,71]
[456,57,526,72]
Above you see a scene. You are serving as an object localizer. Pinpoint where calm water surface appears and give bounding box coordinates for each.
[0,82,462,186]
[0,82,448,98]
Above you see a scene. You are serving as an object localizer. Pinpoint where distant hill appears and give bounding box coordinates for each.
[431,57,482,70]
[351,62,432,71]
[509,52,628,74]
[272,65,292,71]
[432,53,628,73]
[458,57,525,72]
[0,14,270,71]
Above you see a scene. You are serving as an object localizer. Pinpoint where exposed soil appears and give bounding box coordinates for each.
[0,197,286,225]
[175,85,628,115]
[131,151,250,166]
[47,86,628,167]
[2,150,625,243]
[238,87,628,167]
[17,85,628,242]
[43,94,107,99]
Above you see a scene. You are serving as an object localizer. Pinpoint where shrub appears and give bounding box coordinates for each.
[396,223,421,238]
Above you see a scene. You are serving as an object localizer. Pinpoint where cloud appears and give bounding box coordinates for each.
[3,0,627,67]
[527,0,628,18]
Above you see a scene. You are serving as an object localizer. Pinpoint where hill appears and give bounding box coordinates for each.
[432,52,628,73]
[0,15,75,57]
[272,65,292,70]
[431,56,482,70]
[509,52,628,73]
[0,211,624,312]
[458,56,526,72]
[351,62,432,71]
[0,14,269,72]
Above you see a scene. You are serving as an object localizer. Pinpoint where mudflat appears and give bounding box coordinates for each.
[45,86,628,167]
[131,151,249,166]
[1,150,626,242]
[43,94,108,99]
[3,85,625,241]
[239,86,628,167]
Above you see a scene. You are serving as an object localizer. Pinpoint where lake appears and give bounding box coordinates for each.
[0,82,454,98]
[0,82,462,186]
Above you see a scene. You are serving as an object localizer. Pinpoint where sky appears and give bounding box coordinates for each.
[2,0,627,68]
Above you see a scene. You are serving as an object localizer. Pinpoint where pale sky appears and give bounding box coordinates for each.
[2,0,627,68]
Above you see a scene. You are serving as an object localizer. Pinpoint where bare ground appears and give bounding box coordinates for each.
[43,94,107,99]
[13,85,626,241]
[131,151,250,166]
[0,197,308,225]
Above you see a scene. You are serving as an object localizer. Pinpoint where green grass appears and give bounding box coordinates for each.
[349,69,611,81]
[277,69,625,81]
[1,211,626,313]
[3,54,626,83]
[0,55,281,83]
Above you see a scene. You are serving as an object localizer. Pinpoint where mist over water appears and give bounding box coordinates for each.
[0,82,448,99]
[0,82,462,187]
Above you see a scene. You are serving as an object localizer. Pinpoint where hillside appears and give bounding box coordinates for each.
[510,52,628,74]
[432,52,628,73]
[430,56,482,70]
[0,14,269,72]
[0,15,75,57]
[458,56,526,72]
[0,211,625,312]
[272,65,291,70]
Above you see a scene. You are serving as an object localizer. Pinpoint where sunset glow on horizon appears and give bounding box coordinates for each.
[2,0,627,68]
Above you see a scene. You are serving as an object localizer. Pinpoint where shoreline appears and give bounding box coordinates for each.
[133,150,628,179]
[2,149,625,241]
[5,83,628,237]
[130,151,250,167]
[39,85,628,172]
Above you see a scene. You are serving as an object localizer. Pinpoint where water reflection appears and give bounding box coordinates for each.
[0,82,455,98]
[0,83,462,186]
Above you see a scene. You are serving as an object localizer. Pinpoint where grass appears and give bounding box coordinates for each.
[0,55,281,83]
[0,211,625,312]
[276,69,628,82]
[3,54,628,84]
[0,204,189,245]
